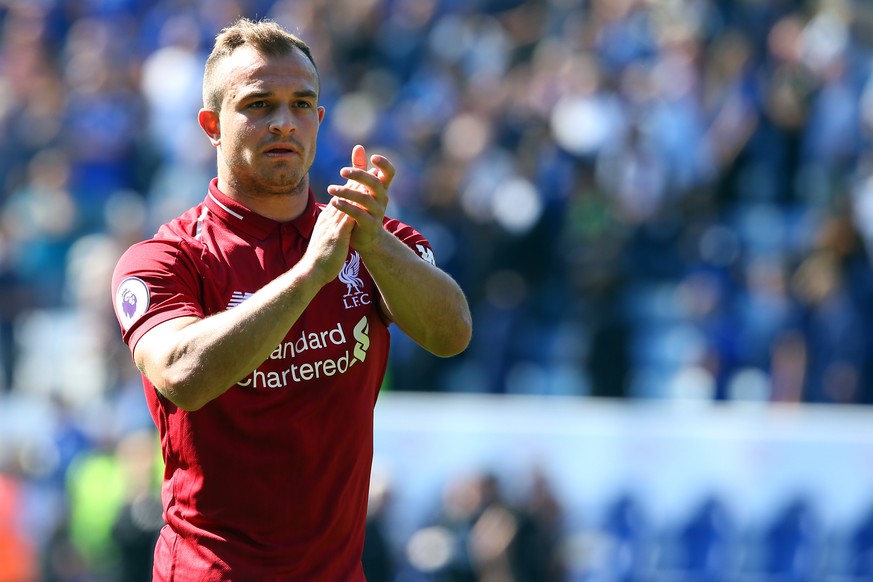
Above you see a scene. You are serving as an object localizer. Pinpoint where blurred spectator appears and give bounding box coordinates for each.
[0,468,38,582]
[406,470,565,581]
[597,492,655,581]
[759,496,827,581]
[2,148,78,307]
[665,495,740,581]
[847,503,873,578]
[65,430,160,580]
[509,469,565,582]
[363,464,397,582]
[109,431,163,582]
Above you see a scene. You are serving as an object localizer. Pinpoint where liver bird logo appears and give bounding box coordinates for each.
[339,252,364,297]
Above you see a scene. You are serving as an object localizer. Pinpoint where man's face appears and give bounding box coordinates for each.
[212,46,324,197]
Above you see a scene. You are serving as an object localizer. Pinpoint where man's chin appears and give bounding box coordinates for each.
[258,173,308,195]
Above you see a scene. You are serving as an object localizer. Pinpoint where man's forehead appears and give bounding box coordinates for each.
[221,46,318,91]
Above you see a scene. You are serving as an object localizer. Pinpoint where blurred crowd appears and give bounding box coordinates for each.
[0,0,872,579]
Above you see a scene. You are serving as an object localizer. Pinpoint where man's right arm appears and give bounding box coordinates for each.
[133,202,354,412]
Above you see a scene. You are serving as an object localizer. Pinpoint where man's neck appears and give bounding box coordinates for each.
[217,176,310,222]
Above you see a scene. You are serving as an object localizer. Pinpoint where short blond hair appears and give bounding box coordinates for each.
[202,18,318,111]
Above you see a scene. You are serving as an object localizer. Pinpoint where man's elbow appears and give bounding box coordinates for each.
[164,390,209,412]
[432,313,473,358]
[151,369,211,412]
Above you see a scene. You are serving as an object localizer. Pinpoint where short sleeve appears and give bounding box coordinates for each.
[383,217,435,266]
[111,238,205,354]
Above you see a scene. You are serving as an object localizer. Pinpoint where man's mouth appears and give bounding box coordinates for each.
[264,144,299,156]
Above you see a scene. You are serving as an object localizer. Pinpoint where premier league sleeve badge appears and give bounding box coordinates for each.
[115,276,150,331]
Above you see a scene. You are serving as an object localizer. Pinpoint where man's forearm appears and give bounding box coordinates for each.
[359,231,472,357]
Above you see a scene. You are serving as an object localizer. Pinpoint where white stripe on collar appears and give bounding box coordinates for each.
[208,191,245,220]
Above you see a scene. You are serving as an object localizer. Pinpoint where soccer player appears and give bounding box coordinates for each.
[111,17,471,581]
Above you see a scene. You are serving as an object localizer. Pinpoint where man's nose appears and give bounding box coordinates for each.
[269,107,296,134]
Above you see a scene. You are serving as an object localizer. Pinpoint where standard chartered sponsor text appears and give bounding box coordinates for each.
[237,317,370,389]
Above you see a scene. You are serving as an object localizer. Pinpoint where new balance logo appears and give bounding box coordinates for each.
[227,291,253,310]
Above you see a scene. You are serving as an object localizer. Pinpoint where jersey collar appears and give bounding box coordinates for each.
[205,178,319,240]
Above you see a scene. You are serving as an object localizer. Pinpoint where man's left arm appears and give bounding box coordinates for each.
[328,145,472,357]
[363,228,471,357]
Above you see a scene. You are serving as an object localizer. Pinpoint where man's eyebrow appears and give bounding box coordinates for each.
[292,89,318,100]
[240,89,318,100]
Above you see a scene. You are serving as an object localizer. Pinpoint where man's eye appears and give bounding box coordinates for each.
[295,101,312,109]
[249,101,269,109]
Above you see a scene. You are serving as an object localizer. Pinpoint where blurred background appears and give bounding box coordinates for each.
[1,0,873,580]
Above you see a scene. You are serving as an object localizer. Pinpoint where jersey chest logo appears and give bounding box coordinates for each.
[339,251,371,309]
[237,315,371,389]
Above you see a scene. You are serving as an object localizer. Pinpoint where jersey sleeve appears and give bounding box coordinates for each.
[382,217,435,266]
[111,238,205,354]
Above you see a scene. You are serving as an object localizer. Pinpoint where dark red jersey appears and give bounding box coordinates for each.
[112,179,432,581]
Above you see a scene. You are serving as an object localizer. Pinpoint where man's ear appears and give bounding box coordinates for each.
[198,108,221,146]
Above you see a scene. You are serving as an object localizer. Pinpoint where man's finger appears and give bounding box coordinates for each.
[369,154,395,185]
[351,144,368,170]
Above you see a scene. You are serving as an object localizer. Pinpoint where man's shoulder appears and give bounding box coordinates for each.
[117,202,208,268]
[153,202,209,243]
